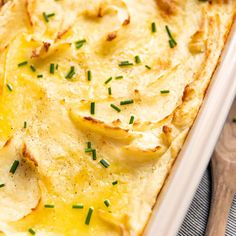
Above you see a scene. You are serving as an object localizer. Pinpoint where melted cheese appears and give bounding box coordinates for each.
[0,0,235,235]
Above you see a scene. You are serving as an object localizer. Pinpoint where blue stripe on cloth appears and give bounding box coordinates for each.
[178,166,236,236]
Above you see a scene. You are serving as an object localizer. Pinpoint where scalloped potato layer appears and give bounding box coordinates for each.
[0,0,235,235]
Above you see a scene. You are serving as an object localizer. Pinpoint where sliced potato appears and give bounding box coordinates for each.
[0,137,41,222]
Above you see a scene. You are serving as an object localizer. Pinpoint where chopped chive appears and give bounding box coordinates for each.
[169,39,176,48]
[110,104,121,112]
[24,121,27,128]
[112,180,118,185]
[99,159,110,168]
[37,74,43,78]
[120,99,134,105]
[6,83,13,92]
[44,204,54,208]
[30,65,36,72]
[104,199,110,207]
[85,207,94,225]
[56,64,59,70]
[28,228,36,235]
[75,39,86,49]
[87,142,92,148]
[115,75,124,80]
[160,90,170,94]
[119,61,133,67]
[87,70,92,81]
[165,25,173,38]
[85,141,96,160]
[47,13,55,18]
[165,25,177,48]
[108,87,112,95]
[18,61,28,67]
[129,115,134,124]
[232,117,236,123]
[104,77,112,84]
[135,55,141,64]
[50,63,55,74]
[90,102,95,115]
[43,12,48,22]
[65,66,75,79]
[85,148,93,153]
[72,204,84,209]
[145,65,151,70]
[151,22,157,33]
[43,12,55,22]
[9,160,19,174]
[92,149,97,160]
[0,183,5,188]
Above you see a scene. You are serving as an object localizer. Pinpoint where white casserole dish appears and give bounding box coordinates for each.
[144,20,236,236]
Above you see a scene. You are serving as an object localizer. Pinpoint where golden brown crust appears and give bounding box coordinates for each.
[22,143,38,167]
[107,31,117,41]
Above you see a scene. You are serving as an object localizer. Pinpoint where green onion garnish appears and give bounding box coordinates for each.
[85,142,96,160]
[43,12,55,22]
[85,207,94,225]
[47,13,55,18]
[104,77,112,84]
[28,228,36,235]
[120,99,134,105]
[9,160,19,174]
[6,83,13,92]
[18,61,28,67]
[108,87,112,95]
[85,148,93,153]
[75,39,86,49]
[72,204,84,209]
[87,70,92,81]
[151,22,157,33]
[169,40,176,48]
[115,75,123,80]
[56,64,59,70]
[37,74,43,78]
[0,183,5,188]
[145,65,151,70]
[119,61,133,67]
[87,142,92,148]
[104,199,110,207]
[110,104,121,112]
[129,115,134,124]
[65,66,75,79]
[90,102,95,115]
[99,159,110,168]
[24,121,27,128]
[50,63,55,74]
[160,90,170,94]
[92,149,97,160]
[30,65,36,72]
[165,25,177,48]
[43,12,49,22]
[112,180,118,185]
[232,117,236,123]
[135,55,141,64]
[44,204,54,208]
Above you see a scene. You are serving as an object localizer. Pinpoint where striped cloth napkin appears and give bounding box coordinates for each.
[178,166,236,236]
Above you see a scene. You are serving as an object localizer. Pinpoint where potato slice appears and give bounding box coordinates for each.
[69,108,135,142]
[0,137,41,222]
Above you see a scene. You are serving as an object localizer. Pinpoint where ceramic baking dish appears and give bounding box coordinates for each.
[144,20,236,236]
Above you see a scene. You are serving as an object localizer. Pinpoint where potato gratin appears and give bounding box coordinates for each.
[0,0,235,235]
